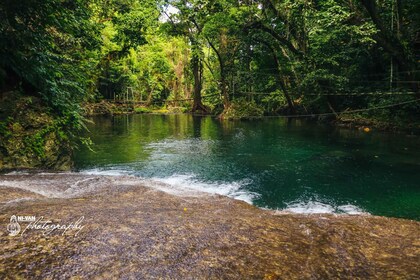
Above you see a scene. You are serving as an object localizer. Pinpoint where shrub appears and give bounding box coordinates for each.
[222,99,264,120]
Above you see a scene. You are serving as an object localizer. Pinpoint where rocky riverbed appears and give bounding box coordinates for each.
[0,173,419,279]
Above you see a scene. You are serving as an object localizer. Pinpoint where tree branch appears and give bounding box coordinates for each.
[245,21,302,57]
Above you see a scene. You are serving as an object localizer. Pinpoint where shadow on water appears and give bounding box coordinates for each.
[74,114,420,220]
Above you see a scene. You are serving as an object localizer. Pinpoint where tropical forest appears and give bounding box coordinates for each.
[0,0,419,279]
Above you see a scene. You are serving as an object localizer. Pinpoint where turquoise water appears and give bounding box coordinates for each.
[74,114,420,220]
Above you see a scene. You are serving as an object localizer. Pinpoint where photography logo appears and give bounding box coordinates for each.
[7,215,21,236]
[6,215,85,236]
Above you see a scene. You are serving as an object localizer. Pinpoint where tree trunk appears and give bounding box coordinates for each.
[203,34,230,110]
[262,41,296,113]
[220,70,229,109]
[359,0,418,94]
[191,56,208,113]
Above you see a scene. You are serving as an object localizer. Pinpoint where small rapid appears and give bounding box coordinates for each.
[73,114,420,220]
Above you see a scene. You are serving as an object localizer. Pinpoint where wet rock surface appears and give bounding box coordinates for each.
[0,173,419,279]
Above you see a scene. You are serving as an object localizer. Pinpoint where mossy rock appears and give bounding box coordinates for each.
[0,92,73,170]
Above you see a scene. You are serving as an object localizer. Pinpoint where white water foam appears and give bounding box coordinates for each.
[3,169,366,215]
[80,170,366,214]
[282,200,367,215]
[4,171,31,175]
[0,176,108,198]
[80,168,132,176]
[80,169,258,204]
[336,204,366,215]
[149,174,258,204]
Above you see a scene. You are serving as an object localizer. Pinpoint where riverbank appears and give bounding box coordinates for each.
[335,115,420,134]
[82,100,191,116]
[1,173,419,279]
[83,100,420,134]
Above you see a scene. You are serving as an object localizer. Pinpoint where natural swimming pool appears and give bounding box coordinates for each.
[74,114,420,220]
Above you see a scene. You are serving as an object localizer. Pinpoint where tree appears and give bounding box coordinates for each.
[91,0,160,100]
[162,0,209,113]
[0,0,100,115]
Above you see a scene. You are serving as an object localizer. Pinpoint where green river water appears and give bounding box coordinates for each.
[74,114,420,220]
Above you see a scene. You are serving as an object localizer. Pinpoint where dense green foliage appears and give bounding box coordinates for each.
[0,0,419,167]
[1,0,419,116]
[159,0,418,118]
[0,0,99,113]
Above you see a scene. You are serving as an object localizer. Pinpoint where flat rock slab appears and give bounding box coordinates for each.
[0,173,419,279]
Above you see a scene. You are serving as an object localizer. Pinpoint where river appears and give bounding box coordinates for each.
[74,114,420,220]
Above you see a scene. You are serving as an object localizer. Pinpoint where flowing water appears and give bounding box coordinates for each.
[74,114,420,220]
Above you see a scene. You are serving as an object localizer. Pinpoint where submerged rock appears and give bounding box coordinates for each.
[0,173,419,279]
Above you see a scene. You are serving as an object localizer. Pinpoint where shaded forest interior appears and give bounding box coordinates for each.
[0,0,419,169]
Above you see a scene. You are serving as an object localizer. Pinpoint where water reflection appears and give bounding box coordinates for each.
[75,114,420,220]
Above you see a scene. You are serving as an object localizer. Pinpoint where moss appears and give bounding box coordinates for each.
[153,107,170,114]
[84,101,193,116]
[166,106,189,114]
[11,122,24,133]
[134,106,152,114]
[221,99,264,120]
[0,92,73,170]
